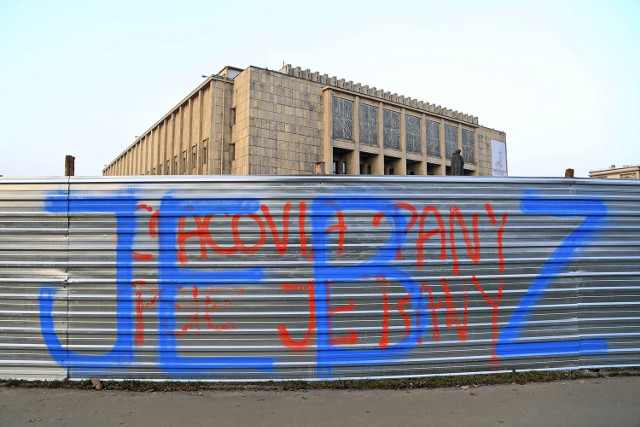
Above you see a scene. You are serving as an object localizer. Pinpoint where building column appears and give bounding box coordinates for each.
[347,96,360,175]
[372,101,385,174]
[438,120,446,175]
[418,113,427,175]
[398,109,407,175]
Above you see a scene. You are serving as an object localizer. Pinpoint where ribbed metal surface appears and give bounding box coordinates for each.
[0,176,638,381]
[0,178,68,379]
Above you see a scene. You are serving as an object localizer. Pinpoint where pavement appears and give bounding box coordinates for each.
[1,376,638,427]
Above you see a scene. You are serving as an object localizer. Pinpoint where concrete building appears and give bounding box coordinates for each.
[103,64,507,177]
[590,165,640,179]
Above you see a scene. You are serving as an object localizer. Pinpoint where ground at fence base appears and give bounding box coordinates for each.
[2,368,639,393]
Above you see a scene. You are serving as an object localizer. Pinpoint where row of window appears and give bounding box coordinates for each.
[115,139,209,175]
[153,144,208,175]
[332,96,474,162]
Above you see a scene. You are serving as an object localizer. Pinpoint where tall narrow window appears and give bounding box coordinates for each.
[182,151,187,174]
[405,114,421,153]
[332,97,353,140]
[191,145,197,171]
[445,125,458,158]
[426,120,441,158]
[383,109,400,150]
[359,103,378,146]
[462,129,474,164]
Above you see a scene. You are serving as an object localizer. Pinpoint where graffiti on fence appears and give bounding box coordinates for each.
[38,188,609,378]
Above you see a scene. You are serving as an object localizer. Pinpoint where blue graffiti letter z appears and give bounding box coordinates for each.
[496,190,609,358]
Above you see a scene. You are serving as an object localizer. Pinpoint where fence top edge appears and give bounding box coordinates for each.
[1,175,637,187]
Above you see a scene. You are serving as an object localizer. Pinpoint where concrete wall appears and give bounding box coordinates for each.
[244,67,324,175]
[477,127,507,177]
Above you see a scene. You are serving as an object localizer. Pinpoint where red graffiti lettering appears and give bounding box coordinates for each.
[373,212,404,260]
[175,286,242,336]
[449,207,480,275]
[395,202,419,260]
[133,203,157,261]
[485,203,508,272]
[442,278,468,341]
[326,282,357,346]
[325,210,347,257]
[149,210,159,238]
[277,282,316,351]
[177,215,240,264]
[471,275,503,360]
[260,203,291,255]
[416,206,446,269]
[422,283,443,341]
[231,213,266,254]
[131,280,158,345]
[298,202,311,260]
[395,202,419,232]
[204,295,236,331]
[197,215,238,256]
[397,294,411,339]
[377,276,412,348]
[377,275,391,348]
[176,286,200,336]
[132,252,153,261]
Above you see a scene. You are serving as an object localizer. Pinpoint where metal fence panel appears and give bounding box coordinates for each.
[0,176,638,381]
[0,178,69,380]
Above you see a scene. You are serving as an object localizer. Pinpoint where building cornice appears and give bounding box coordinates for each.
[280,64,478,126]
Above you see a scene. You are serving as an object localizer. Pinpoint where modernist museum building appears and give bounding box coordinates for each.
[103,64,508,177]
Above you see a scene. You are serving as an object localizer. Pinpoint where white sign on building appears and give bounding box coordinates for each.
[491,140,507,176]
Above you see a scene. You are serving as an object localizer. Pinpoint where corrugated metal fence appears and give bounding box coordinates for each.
[0,176,638,381]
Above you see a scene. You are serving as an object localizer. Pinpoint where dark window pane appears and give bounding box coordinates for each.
[383,109,400,150]
[359,103,378,146]
[426,120,441,158]
[462,129,474,164]
[445,125,458,158]
[332,97,353,140]
[406,114,421,153]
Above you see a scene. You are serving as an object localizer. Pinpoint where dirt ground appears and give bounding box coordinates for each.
[1,376,638,427]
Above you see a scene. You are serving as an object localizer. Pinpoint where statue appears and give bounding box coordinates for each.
[450,149,464,176]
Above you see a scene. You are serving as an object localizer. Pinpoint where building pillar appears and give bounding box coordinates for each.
[438,120,446,175]
[372,101,385,175]
[347,96,360,175]
[398,109,407,175]
[323,89,334,174]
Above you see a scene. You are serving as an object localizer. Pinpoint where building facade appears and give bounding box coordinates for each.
[590,165,640,179]
[103,65,507,177]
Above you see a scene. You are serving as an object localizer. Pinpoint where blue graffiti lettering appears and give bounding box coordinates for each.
[157,195,274,376]
[40,190,138,372]
[496,190,608,358]
[311,196,426,378]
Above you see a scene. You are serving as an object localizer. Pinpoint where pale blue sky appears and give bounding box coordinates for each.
[1,0,638,177]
